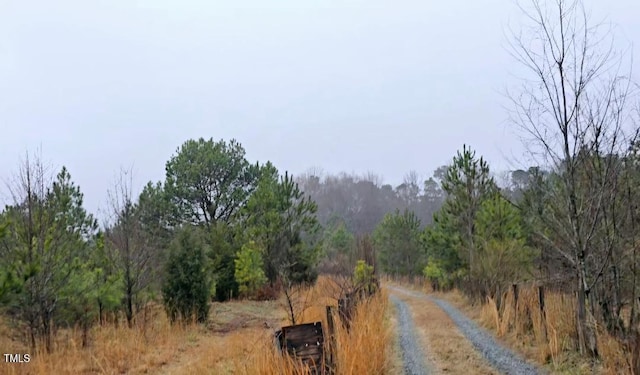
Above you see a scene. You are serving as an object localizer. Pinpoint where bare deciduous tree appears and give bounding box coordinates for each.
[507,0,637,356]
[104,167,155,328]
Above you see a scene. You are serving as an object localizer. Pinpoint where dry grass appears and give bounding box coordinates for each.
[391,291,499,375]
[332,292,392,374]
[0,304,196,375]
[231,277,394,375]
[0,276,392,375]
[385,304,406,375]
[456,285,631,374]
[0,300,286,375]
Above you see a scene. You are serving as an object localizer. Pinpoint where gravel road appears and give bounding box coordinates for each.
[390,295,431,375]
[388,286,543,375]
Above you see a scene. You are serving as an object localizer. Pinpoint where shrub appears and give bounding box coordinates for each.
[423,259,448,291]
[234,241,267,297]
[354,260,377,294]
[162,226,210,324]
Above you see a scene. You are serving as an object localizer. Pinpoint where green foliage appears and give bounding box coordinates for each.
[422,204,463,269]
[162,226,210,324]
[282,240,320,286]
[353,260,376,292]
[241,162,283,252]
[0,164,98,351]
[164,138,260,226]
[137,181,174,244]
[0,220,19,304]
[475,194,523,241]
[419,146,523,298]
[473,194,536,297]
[324,221,354,259]
[318,220,355,274]
[56,242,122,345]
[438,146,497,292]
[421,203,465,290]
[373,209,424,276]
[422,260,451,290]
[422,260,444,280]
[243,169,321,285]
[161,138,275,302]
[207,223,239,301]
[424,186,535,296]
[214,254,239,301]
[441,145,496,251]
[234,241,267,296]
[90,232,124,318]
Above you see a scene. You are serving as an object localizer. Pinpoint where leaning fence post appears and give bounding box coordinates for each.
[538,285,548,341]
[512,283,519,329]
[538,286,545,316]
[326,306,336,374]
[326,306,335,338]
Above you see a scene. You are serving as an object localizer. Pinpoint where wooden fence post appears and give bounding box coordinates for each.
[512,283,519,329]
[326,306,335,338]
[538,286,545,315]
[326,306,336,374]
[539,285,548,341]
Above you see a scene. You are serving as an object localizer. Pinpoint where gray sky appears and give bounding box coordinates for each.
[1,0,638,216]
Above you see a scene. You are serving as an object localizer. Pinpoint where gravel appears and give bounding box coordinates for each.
[388,286,544,375]
[390,295,431,375]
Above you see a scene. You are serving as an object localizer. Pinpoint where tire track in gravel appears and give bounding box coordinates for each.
[388,285,544,375]
[390,295,432,375]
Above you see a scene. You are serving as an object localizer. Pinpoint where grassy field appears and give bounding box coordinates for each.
[0,276,395,375]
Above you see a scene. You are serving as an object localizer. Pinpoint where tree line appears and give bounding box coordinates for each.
[0,138,321,352]
[0,137,462,353]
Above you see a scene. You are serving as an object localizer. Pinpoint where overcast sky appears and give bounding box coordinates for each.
[1,0,638,216]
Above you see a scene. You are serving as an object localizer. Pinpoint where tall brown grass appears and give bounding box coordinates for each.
[332,291,390,374]
[478,285,631,374]
[0,304,199,375]
[0,276,392,375]
[232,277,392,374]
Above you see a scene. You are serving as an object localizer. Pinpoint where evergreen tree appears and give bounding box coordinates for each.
[242,169,321,285]
[373,209,423,276]
[162,226,210,324]
[440,145,497,293]
[473,194,536,304]
[0,164,98,352]
[422,202,464,290]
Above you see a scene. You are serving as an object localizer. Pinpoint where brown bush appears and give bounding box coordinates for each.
[253,281,283,301]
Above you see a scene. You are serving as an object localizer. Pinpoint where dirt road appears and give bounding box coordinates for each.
[388,285,543,375]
